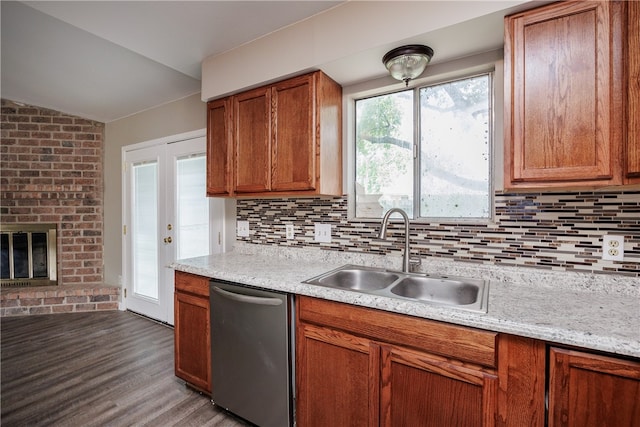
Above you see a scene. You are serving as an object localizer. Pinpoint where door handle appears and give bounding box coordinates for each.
[213,286,283,306]
[163,236,172,244]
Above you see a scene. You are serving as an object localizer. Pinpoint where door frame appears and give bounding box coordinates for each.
[121,129,229,323]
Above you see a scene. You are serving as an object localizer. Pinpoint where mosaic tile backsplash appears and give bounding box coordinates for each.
[236,191,640,277]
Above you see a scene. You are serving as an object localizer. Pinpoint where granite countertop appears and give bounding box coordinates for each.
[171,243,640,358]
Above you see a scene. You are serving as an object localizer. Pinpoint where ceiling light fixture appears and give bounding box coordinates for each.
[382,44,434,86]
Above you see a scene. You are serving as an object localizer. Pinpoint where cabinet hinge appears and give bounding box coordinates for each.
[124,289,127,298]
[123,225,127,235]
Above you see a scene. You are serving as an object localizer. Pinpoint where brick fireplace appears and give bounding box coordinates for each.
[0,99,119,315]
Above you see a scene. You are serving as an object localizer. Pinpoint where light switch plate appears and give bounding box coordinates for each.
[602,235,624,261]
[237,220,250,237]
[314,223,331,243]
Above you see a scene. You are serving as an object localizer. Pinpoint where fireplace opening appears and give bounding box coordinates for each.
[0,224,58,288]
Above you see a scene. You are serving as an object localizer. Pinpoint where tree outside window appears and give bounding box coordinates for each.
[355,74,491,220]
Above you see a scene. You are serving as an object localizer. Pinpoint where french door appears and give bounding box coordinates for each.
[123,133,223,324]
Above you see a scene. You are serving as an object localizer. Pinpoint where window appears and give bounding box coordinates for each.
[354,73,492,220]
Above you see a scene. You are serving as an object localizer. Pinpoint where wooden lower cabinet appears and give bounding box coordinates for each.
[296,296,499,427]
[548,347,640,427]
[169,278,640,424]
[496,335,546,427]
[296,298,640,427]
[297,323,379,426]
[174,271,211,394]
[380,345,497,427]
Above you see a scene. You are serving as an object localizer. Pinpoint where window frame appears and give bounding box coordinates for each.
[345,54,500,224]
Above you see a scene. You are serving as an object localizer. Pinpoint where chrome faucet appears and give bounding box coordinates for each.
[378,208,419,273]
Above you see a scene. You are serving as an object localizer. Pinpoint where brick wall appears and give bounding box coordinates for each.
[0,99,104,285]
[1,284,119,316]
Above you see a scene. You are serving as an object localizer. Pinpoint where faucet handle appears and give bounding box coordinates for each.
[409,257,421,273]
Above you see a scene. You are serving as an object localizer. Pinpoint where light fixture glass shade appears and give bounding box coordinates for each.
[383,45,434,86]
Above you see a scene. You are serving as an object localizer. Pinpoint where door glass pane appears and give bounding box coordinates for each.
[355,90,414,218]
[176,155,209,259]
[132,161,158,300]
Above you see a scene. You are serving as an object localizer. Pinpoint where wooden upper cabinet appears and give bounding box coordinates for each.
[234,86,272,193]
[548,347,640,427]
[627,1,640,183]
[504,1,625,189]
[271,74,316,192]
[206,98,233,196]
[205,70,343,198]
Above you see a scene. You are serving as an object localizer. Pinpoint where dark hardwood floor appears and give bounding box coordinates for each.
[1,310,250,426]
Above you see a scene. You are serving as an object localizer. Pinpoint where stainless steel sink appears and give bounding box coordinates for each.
[304,265,489,313]
[317,268,399,291]
[390,276,481,305]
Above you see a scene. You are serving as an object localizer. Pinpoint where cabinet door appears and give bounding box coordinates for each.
[174,290,211,393]
[496,335,546,427]
[271,73,316,191]
[381,345,498,427]
[627,1,640,183]
[234,86,271,193]
[296,323,380,427]
[504,1,623,187]
[548,347,640,427]
[206,98,233,196]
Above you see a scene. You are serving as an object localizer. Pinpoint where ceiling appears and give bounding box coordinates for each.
[1,0,343,122]
[1,1,541,123]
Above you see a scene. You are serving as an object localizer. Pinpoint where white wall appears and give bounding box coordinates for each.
[201,0,528,100]
[103,93,207,286]
[104,1,529,286]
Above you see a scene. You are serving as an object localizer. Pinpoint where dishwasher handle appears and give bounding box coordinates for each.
[212,286,283,306]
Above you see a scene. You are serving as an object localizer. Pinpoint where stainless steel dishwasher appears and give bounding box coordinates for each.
[210,281,294,427]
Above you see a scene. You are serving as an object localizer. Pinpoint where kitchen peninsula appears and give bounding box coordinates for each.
[173,242,640,427]
[173,243,639,357]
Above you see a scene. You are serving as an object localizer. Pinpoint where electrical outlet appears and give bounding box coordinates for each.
[285,224,295,240]
[602,235,624,261]
[237,220,250,237]
[314,223,332,243]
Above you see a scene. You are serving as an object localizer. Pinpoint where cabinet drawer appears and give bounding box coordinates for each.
[298,296,497,368]
[175,271,210,297]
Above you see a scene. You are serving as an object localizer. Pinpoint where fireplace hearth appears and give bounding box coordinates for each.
[0,224,58,288]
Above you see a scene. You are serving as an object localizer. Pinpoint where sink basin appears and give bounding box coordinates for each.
[389,276,480,305]
[317,269,399,291]
[304,265,489,313]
